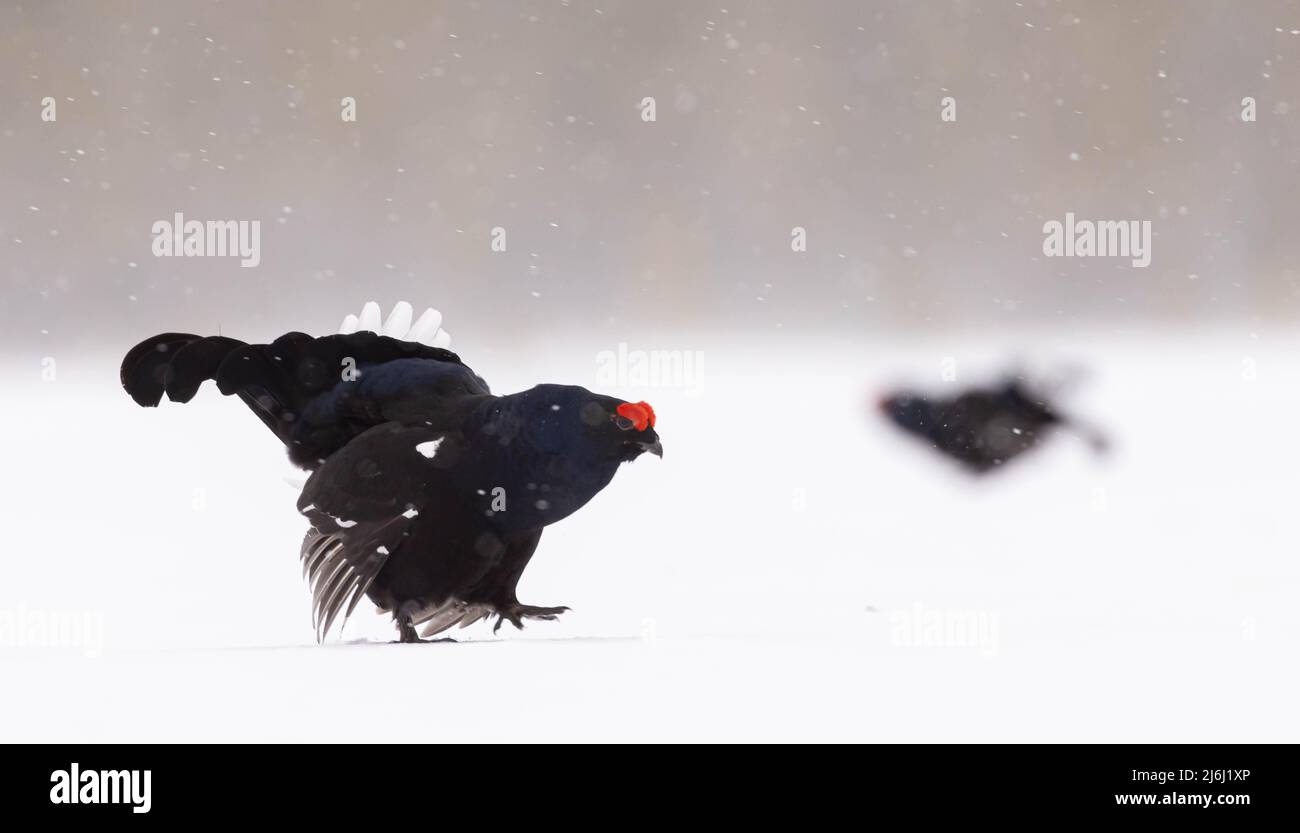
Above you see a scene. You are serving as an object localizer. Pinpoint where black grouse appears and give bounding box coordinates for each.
[878,377,1104,473]
[120,307,662,642]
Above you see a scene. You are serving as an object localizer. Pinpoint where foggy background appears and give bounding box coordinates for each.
[3,0,1300,359]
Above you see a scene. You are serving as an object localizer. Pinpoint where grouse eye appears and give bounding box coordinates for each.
[613,414,635,431]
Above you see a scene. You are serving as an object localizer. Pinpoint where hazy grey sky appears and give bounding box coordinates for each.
[3,0,1299,352]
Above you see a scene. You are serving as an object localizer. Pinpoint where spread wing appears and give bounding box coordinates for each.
[296,421,473,641]
[299,521,403,642]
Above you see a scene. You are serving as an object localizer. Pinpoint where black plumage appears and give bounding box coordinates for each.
[121,327,662,642]
[879,377,1103,474]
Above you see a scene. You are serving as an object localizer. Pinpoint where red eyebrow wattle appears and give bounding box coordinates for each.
[616,401,655,431]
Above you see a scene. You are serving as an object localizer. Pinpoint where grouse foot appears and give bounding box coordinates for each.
[493,604,571,633]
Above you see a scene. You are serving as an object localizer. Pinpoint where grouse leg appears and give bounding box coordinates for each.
[394,603,431,643]
[394,604,458,643]
[396,618,423,643]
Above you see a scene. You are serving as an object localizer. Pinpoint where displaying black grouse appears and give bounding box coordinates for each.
[879,376,1105,473]
[120,307,661,642]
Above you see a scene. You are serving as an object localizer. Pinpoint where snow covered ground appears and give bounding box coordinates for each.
[2,328,1298,742]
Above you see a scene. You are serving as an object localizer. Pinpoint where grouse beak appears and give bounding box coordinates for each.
[639,439,664,458]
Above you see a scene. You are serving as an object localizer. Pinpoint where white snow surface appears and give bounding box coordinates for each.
[2,330,1298,742]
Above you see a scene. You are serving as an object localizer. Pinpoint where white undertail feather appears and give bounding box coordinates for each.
[338,300,451,348]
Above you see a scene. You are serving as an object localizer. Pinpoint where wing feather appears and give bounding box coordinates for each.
[298,515,412,642]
